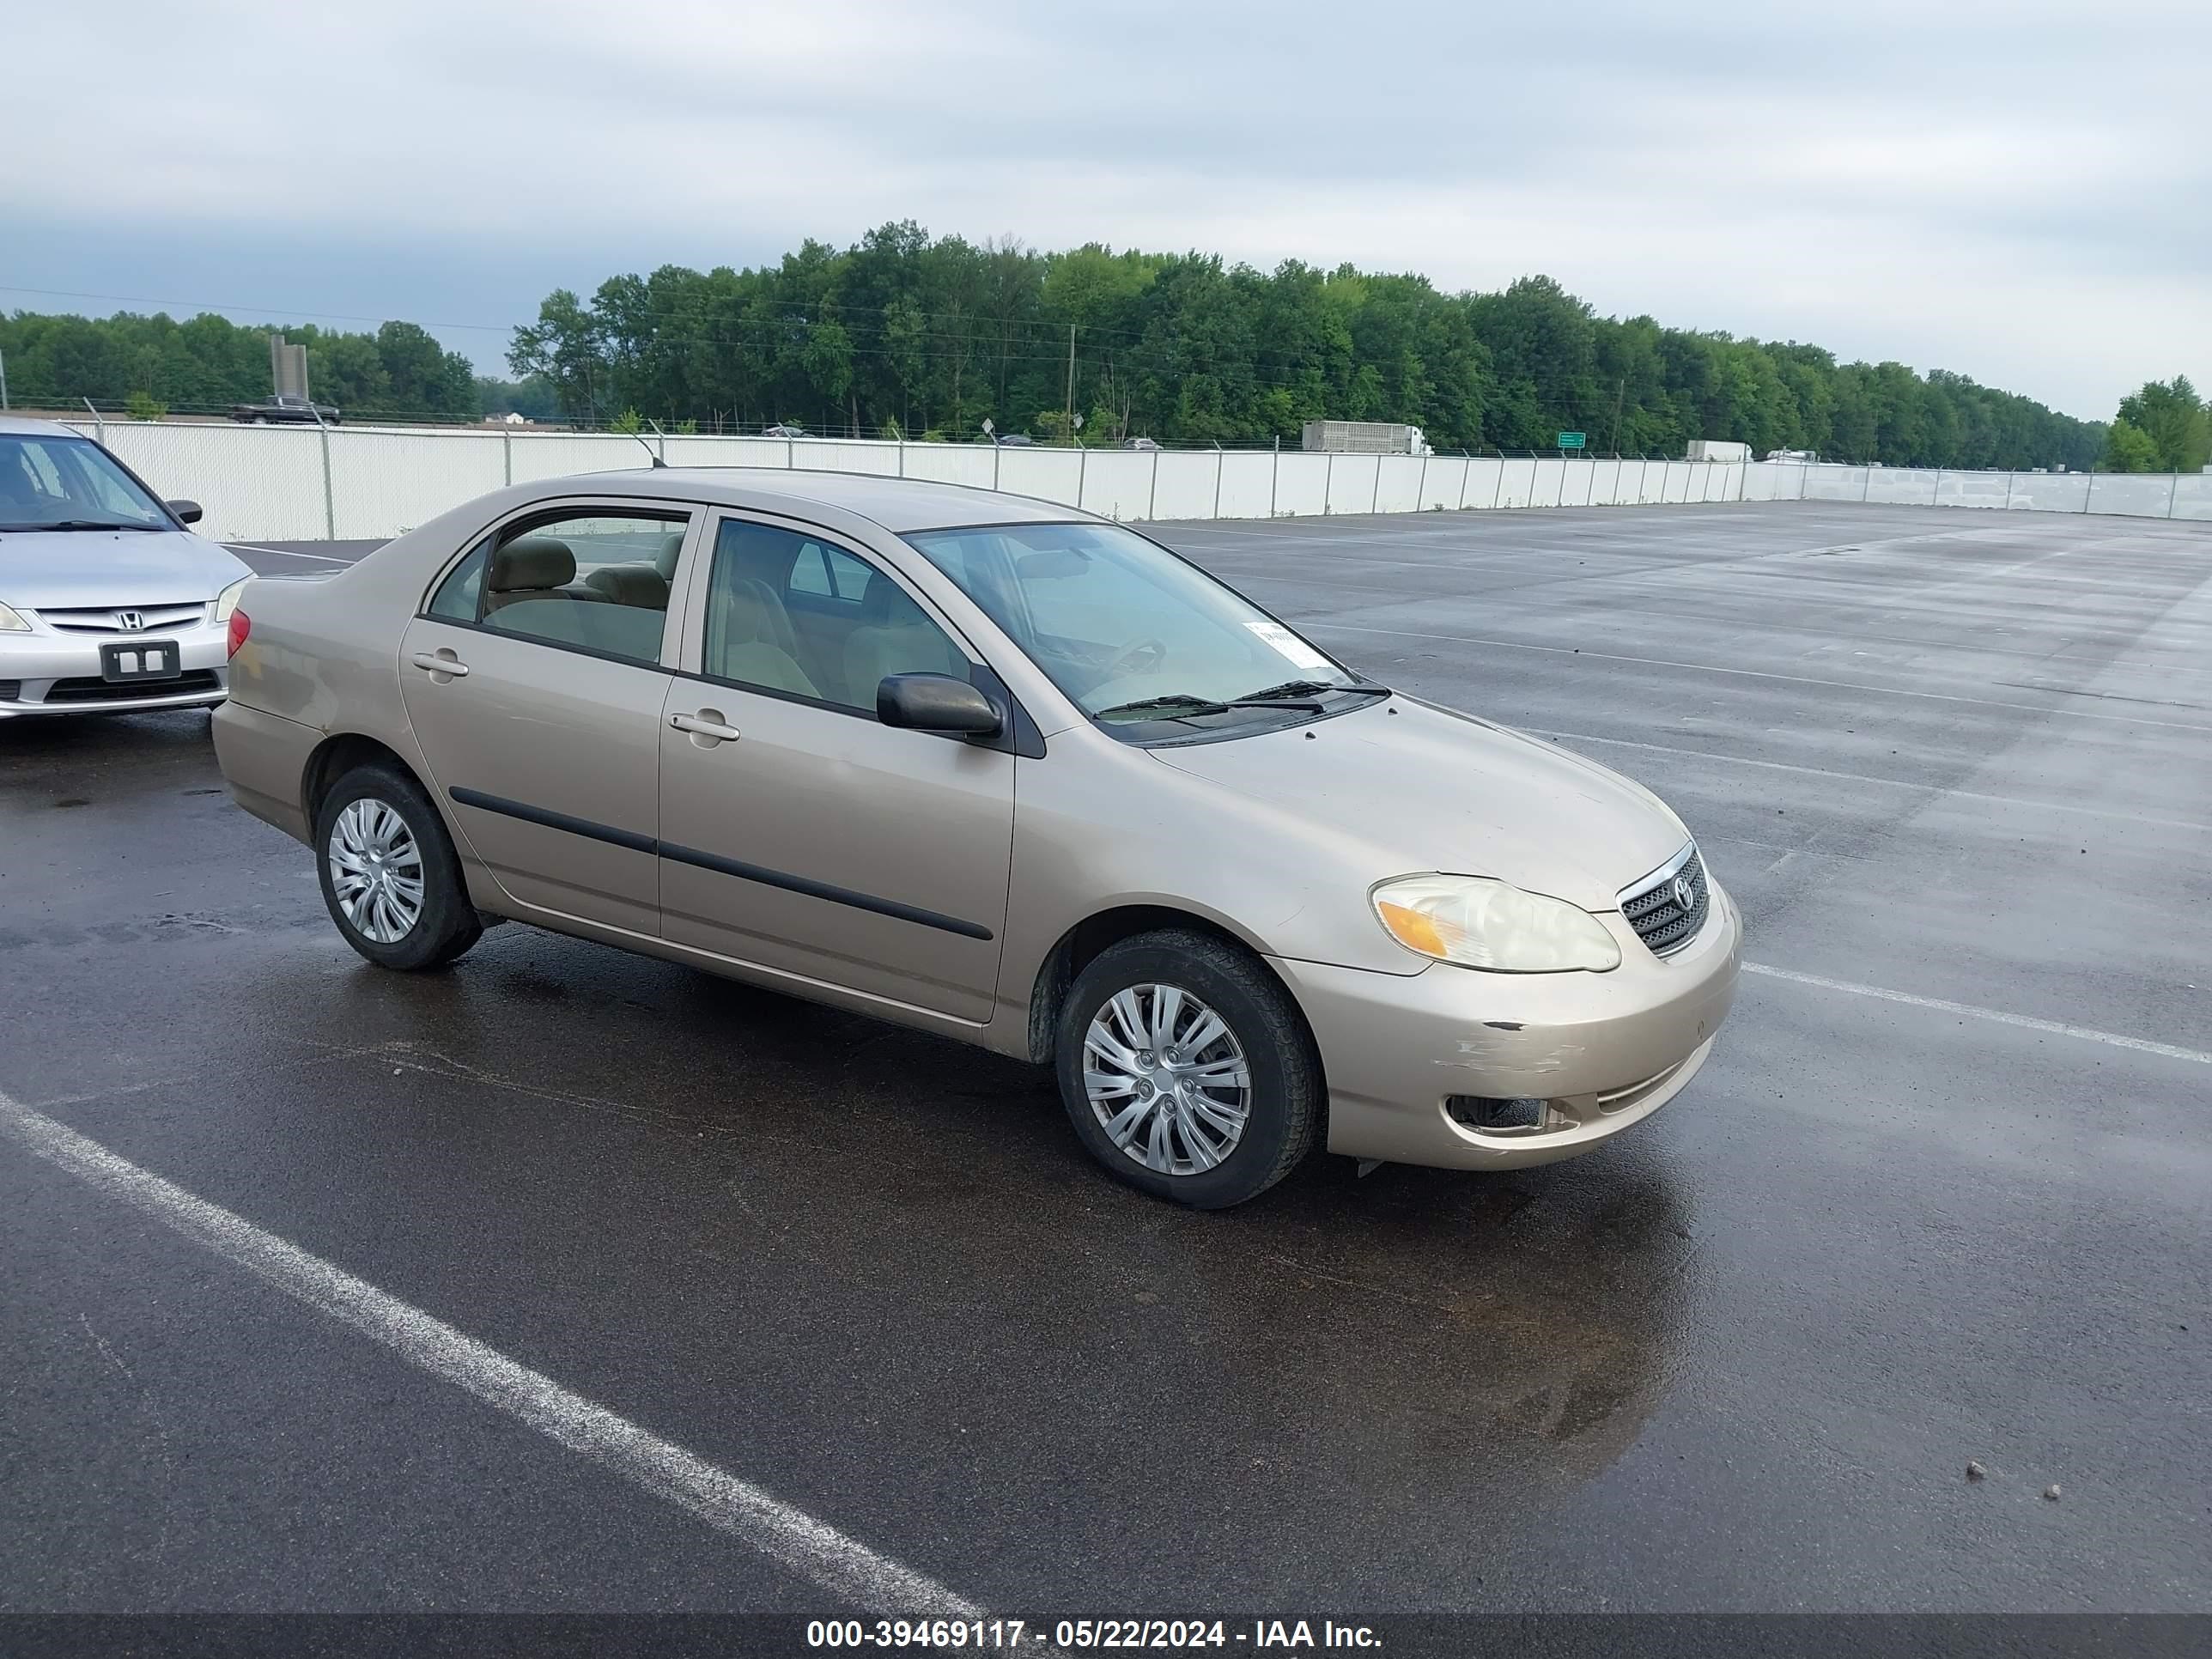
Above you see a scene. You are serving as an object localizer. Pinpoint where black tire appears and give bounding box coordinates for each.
[313,763,482,971]
[1054,928,1322,1209]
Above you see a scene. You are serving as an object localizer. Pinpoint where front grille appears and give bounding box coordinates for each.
[0,680,19,702]
[1619,844,1711,958]
[39,603,210,635]
[42,671,222,705]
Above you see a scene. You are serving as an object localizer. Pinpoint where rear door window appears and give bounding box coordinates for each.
[464,509,691,665]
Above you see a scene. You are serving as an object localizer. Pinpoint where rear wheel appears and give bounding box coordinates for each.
[1054,929,1322,1208]
[314,763,480,970]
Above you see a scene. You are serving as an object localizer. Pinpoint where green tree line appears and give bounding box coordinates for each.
[11,225,2194,474]
[0,310,483,421]
[506,221,2111,470]
[2100,377,2211,473]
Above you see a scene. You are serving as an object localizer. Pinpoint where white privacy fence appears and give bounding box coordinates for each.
[1750,459,2212,520]
[60,420,2212,542]
[66,421,1747,542]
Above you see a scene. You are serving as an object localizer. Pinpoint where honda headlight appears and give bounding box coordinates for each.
[1372,874,1621,973]
[0,602,28,633]
[214,578,249,622]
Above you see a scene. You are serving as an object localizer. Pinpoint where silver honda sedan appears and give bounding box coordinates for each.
[0,416,251,718]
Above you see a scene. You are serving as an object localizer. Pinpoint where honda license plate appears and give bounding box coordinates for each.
[100,640,182,683]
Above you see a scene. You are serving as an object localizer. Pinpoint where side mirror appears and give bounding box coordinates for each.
[877,672,1002,737]
[167,500,204,525]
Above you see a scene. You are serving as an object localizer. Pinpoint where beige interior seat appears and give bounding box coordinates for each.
[712,582,818,698]
[583,564,671,610]
[482,534,672,656]
[483,535,580,615]
[653,530,686,581]
[732,575,802,660]
[842,574,966,708]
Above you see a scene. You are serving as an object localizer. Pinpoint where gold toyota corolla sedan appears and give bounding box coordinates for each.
[213,470,1740,1207]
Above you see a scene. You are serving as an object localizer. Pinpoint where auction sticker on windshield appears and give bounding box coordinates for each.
[1244,621,1333,670]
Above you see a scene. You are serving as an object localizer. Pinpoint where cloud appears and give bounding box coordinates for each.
[7,0,2205,415]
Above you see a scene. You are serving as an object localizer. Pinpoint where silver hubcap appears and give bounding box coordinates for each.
[327,799,425,945]
[1084,983,1252,1176]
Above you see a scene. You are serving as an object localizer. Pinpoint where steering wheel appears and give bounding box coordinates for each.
[1108,637,1168,678]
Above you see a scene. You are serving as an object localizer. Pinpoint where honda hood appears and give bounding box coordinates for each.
[0,529,251,611]
[1152,697,1692,912]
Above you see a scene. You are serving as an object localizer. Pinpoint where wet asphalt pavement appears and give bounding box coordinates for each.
[2,502,2207,1619]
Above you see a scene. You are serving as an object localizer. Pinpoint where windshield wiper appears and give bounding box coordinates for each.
[1093,690,1328,721]
[1240,678,1392,702]
[1094,693,1236,719]
[15,520,163,532]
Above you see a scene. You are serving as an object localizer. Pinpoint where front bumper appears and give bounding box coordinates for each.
[1271,880,1741,1171]
[0,621,229,717]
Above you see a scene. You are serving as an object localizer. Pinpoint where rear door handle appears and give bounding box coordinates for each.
[671,711,741,742]
[410,651,468,678]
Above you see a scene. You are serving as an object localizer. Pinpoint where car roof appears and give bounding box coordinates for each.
[0,414,83,437]
[544,466,1107,534]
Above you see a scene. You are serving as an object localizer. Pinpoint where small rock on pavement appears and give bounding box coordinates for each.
[1966,1461,1987,1481]
[2043,1484,2062,1501]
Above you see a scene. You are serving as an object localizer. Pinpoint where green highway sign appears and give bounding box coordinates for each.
[1557,431,1587,450]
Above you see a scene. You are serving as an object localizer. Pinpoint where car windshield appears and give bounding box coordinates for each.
[0,434,170,531]
[901,522,1361,731]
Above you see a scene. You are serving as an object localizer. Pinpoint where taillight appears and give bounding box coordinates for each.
[227,608,251,659]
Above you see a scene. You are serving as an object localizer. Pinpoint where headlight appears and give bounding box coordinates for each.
[1372,873,1622,973]
[214,578,249,622]
[0,602,29,633]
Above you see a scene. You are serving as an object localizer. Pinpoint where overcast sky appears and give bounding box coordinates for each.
[9,1,2206,418]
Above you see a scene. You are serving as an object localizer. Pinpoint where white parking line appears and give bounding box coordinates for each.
[1741,963,2212,1066]
[0,1088,987,1620]
[226,543,354,562]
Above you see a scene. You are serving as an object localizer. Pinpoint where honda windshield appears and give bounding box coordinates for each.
[0,434,171,532]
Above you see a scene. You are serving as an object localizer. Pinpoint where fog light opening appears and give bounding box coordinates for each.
[1447,1095,1548,1133]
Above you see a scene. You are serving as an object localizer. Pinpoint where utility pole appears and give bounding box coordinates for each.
[1065,323,1077,441]
[0,348,9,410]
[1606,376,1626,454]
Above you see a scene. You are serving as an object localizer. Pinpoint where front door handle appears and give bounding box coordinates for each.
[410,650,468,678]
[671,711,741,743]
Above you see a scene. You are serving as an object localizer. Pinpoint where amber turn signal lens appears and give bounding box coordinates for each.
[1376,900,1450,957]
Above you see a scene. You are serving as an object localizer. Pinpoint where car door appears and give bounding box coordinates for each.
[657,512,1014,1024]
[398,501,700,937]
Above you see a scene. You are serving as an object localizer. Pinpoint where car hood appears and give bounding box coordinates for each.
[1152,697,1691,912]
[0,529,251,611]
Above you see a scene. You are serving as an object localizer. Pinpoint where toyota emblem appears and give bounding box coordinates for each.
[116,611,145,632]
[1670,874,1697,911]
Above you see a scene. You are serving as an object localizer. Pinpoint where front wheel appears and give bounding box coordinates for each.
[314,763,482,970]
[1055,929,1322,1208]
